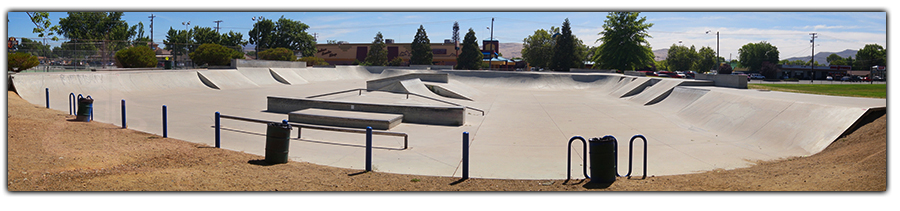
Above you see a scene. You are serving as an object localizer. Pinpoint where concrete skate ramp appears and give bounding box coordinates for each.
[268,68,309,85]
[440,70,623,90]
[197,69,260,90]
[627,79,686,105]
[11,70,212,104]
[292,66,375,82]
[234,67,287,86]
[609,77,654,98]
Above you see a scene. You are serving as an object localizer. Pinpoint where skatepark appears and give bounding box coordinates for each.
[10,60,886,180]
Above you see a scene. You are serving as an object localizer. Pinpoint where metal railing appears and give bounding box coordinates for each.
[305,88,485,116]
[616,135,648,179]
[566,136,589,180]
[216,113,409,150]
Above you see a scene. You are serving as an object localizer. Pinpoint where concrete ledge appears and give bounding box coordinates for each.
[623,71,646,76]
[268,96,465,126]
[288,108,403,130]
[694,74,747,89]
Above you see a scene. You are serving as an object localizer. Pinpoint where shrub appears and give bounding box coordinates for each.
[189,43,243,66]
[8,52,39,72]
[115,45,157,68]
[258,48,295,61]
[388,57,403,66]
[297,56,329,66]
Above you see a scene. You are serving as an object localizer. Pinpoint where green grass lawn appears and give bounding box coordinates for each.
[748,84,886,98]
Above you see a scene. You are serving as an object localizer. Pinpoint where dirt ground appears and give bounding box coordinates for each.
[6,90,886,191]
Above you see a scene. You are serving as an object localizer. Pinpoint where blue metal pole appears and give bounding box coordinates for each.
[121,100,127,128]
[45,88,49,108]
[366,126,372,172]
[215,112,220,148]
[162,105,168,138]
[463,132,469,179]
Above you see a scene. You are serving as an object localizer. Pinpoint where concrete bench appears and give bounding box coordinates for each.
[288,108,403,130]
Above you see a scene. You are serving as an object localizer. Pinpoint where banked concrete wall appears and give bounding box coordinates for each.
[267,96,465,126]
[366,73,450,90]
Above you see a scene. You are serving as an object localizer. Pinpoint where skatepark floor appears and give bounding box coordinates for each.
[7,90,886,191]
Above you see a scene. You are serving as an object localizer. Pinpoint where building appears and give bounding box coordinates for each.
[314,39,461,66]
[778,64,852,80]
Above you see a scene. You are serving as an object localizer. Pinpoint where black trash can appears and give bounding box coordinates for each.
[589,136,617,184]
[265,121,292,164]
[75,96,93,122]
[164,60,172,69]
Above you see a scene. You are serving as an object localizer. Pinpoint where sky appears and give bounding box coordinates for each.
[6,10,887,61]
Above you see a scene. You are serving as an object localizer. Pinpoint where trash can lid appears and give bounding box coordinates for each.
[267,122,292,130]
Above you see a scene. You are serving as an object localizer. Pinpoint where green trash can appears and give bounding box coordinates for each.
[589,136,617,184]
[265,121,292,164]
[75,96,93,122]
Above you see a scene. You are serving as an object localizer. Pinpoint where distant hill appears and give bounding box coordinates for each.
[653,48,669,61]
[498,43,523,59]
[783,49,857,65]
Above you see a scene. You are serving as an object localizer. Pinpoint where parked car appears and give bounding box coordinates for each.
[873,76,884,81]
[684,71,696,79]
[732,72,751,81]
[826,76,833,80]
[841,76,851,81]
[862,76,873,82]
[749,73,765,80]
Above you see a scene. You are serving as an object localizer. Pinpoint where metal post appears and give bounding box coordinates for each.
[162,105,168,138]
[366,126,373,172]
[215,112,221,148]
[45,88,49,108]
[462,132,469,179]
[69,93,75,115]
[121,100,127,128]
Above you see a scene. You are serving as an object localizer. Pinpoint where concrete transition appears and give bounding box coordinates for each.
[11,61,886,179]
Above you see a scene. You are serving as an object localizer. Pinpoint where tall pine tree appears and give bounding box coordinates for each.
[456,28,481,70]
[365,32,388,66]
[550,18,576,71]
[410,25,433,65]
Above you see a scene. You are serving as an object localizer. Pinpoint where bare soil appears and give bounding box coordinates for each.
[6,91,886,191]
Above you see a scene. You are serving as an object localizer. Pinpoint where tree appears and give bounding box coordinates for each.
[388,57,404,66]
[826,53,843,64]
[738,41,779,72]
[667,44,697,71]
[759,61,778,79]
[452,22,460,56]
[164,27,193,66]
[8,52,40,72]
[593,12,655,70]
[410,25,433,65]
[549,18,578,71]
[854,44,886,69]
[695,46,717,72]
[456,28,482,70]
[521,29,553,69]
[249,16,316,57]
[17,38,52,58]
[26,12,60,41]
[189,43,243,66]
[298,56,329,66]
[258,47,295,61]
[192,26,221,46]
[57,12,140,65]
[365,32,388,66]
[655,59,669,71]
[718,62,734,75]
[115,45,156,68]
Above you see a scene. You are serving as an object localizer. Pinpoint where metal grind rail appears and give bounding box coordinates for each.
[216,113,409,150]
[304,88,485,116]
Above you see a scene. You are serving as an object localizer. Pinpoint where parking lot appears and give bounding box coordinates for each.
[749,79,886,84]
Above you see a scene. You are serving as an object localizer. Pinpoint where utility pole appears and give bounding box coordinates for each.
[489,17,494,71]
[148,13,156,43]
[810,32,817,82]
[214,20,223,33]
